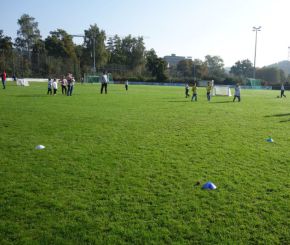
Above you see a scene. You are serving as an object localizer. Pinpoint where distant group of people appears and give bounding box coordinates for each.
[3,69,286,102]
[185,82,215,102]
[47,73,75,96]
[185,82,241,102]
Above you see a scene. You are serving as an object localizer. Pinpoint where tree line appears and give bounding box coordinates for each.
[0,14,288,84]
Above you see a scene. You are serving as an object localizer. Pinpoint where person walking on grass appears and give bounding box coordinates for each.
[280,83,286,98]
[47,78,52,95]
[100,71,108,94]
[233,83,241,102]
[185,83,190,98]
[1,70,7,89]
[206,82,212,101]
[191,83,197,101]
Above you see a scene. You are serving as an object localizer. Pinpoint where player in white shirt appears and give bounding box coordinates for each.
[233,83,241,102]
[52,79,58,95]
[100,71,108,94]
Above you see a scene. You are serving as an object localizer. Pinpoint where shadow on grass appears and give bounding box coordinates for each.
[14,94,48,98]
[265,113,290,118]
[279,119,290,123]
[168,100,190,103]
[211,101,234,103]
[265,112,290,122]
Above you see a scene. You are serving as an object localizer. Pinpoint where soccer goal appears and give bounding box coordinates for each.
[198,80,214,87]
[16,79,29,86]
[84,73,113,83]
[213,85,232,96]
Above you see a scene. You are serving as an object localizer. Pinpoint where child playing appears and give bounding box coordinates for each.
[185,83,190,98]
[191,83,197,101]
[52,78,58,95]
[233,83,241,102]
[206,82,212,101]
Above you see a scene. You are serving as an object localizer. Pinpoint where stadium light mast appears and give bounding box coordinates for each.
[252,26,261,79]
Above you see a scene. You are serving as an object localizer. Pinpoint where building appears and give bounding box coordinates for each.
[163,54,192,67]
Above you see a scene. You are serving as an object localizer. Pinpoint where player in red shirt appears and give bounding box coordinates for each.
[1,70,7,89]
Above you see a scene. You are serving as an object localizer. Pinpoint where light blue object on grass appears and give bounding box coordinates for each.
[266,137,274,143]
[202,181,217,190]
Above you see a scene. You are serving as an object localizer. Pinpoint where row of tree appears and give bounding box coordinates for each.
[0,14,289,84]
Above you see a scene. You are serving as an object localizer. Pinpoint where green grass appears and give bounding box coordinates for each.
[0,83,289,244]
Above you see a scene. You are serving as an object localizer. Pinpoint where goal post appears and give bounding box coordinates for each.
[213,85,232,96]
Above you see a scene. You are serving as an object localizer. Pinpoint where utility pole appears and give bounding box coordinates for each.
[252,26,261,79]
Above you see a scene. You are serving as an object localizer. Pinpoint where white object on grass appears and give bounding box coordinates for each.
[212,85,232,96]
[35,145,45,150]
[17,79,29,86]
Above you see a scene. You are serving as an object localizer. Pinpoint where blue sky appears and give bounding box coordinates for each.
[1,0,290,67]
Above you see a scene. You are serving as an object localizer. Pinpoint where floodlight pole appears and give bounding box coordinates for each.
[93,36,96,73]
[253,26,261,79]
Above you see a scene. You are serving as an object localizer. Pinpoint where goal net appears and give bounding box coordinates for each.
[84,73,113,83]
[246,78,262,89]
[198,80,214,87]
[16,79,29,86]
[213,85,232,96]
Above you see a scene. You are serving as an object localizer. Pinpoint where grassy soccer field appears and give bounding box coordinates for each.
[0,83,289,244]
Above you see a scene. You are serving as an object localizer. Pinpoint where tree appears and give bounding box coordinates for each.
[0,30,13,71]
[15,14,41,56]
[145,49,168,81]
[83,24,108,72]
[256,67,285,84]
[204,55,225,80]
[193,59,208,80]
[122,35,145,70]
[107,35,146,73]
[45,29,78,76]
[31,39,47,76]
[45,29,76,60]
[177,59,194,77]
[230,59,254,78]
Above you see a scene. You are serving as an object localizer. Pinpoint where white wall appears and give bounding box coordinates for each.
[6,78,48,82]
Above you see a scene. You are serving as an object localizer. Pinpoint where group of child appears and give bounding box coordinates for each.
[47,73,75,96]
[185,82,241,102]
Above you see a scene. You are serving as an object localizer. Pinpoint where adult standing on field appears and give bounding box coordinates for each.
[1,70,7,89]
[47,78,52,95]
[67,73,74,96]
[280,83,286,98]
[100,71,108,94]
[60,76,67,95]
[125,80,129,91]
[233,83,241,102]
